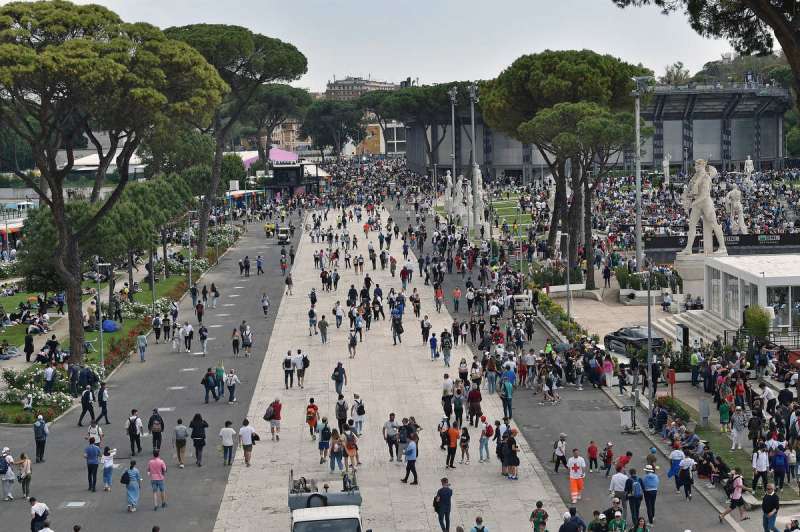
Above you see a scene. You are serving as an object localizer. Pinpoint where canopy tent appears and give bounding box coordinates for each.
[226,147,299,170]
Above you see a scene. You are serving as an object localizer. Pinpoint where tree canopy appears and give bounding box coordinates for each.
[165,23,307,256]
[300,100,363,158]
[245,84,312,163]
[0,0,226,361]
[482,49,650,140]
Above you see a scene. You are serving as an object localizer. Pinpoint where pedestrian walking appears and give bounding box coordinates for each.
[137,331,147,362]
[122,460,142,512]
[283,351,294,389]
[529,501,549,532]
[239,418,256,466]
[761,482,780,532]
[77,385,95,426]
[202,368,219,403]
[126,409,143,456]
[331,362,347,395]
[102,446,116,491]
[97,382,110,424]
[470,516,488,532]
[719,467,749,523]
[147,450,167,512]
[84,437,101,492]
[400,434,418,484]
[147,409,164,451]
[17,452,31,500]
[265,398,282,441]
[319,315,329,344]
[29,497,49,532]
[189,413,208,466]
[231,328,240,357]
[434,477,453,532]
[567,448,586,503]
[174,419,188,469]
[33,415,48,463]
[225,369,241,403]
[642,464,659,525]
[625,468,645,525]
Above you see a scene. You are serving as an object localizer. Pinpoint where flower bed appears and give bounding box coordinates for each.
[207,224,243,248]
[155,256,210,276]
[0,364,82,423]
[0,261,18,280]
[120,297,173,320]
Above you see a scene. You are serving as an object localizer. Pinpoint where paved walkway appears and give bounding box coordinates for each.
[214,210,564,532]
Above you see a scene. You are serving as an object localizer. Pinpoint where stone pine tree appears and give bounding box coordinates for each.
[482,50,649,254]
[0,0,226,361]
[246,84,312,165]
[165,24,307,257]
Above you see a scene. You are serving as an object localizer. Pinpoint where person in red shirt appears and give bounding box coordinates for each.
[267,398,282,441]
[306,399,319,440]
[616,450,633,471]
[587,440,599,473]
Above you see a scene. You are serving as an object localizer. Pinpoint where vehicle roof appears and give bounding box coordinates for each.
[292,506,361,522]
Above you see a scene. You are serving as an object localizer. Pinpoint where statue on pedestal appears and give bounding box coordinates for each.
[471,164,485,224]
[725,184,748,235]
[679,159,727,255]
[662,153,671,186]
[443,170,453,214]
[453,174,465,222]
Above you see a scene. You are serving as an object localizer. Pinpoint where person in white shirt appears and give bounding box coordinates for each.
[554,433,568,472]
[566,448,587,503]
[224,369,241,404]
[678,456,697,500]
[753,444,770,491]
[238,419,256,467]
[29,497,50,530]
[219,421,237,466]
[2,447,16,500]
[609,469,630,515]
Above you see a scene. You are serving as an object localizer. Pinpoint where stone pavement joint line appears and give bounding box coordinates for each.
[214,212,564,532]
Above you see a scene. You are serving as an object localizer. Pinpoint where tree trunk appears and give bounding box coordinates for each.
[198,133,225,257]
[584,177,596,290]
[127,251,135,303]
[546,162,566,252]
[567,174,582,269]
[61,237,85,364]
[256,127,267,165]
[107,264,116,316]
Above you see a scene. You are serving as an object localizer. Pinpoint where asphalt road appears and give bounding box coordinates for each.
[2,217,300,532]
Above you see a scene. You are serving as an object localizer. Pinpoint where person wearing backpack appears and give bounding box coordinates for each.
[469,515,489,532]
[335,394,349,433]
[318,417,332,464]
[33,415,49,463]
[331,362,347,395]
[126,410,143,456]
[434,477,453,531]
[147,409,165,452]
[625,468,645,525]
[201,368,219,403]
[264,398,282,441]
[351,394,366,436]
[283,351,294,389]
[479,416,493,463]
[122,460,142,512]
[771,444,789,490]
[29,497,50,531]
[1,447,15,501]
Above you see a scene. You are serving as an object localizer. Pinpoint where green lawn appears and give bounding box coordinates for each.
[0,402,37,424]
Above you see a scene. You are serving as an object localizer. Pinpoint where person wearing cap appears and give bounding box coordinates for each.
[554,433,568,472]
[642,464,659,524]
[730,405,747,450]
[607,511,626,532]
[1,447,15,501]
[587,511,607,532]
[32,415,49,463]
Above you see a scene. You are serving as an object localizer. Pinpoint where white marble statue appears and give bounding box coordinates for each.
[443,170,453,214]
[465,181,474,227]
[662,153,671,185]
[725,184,748,235]
[546,177,556,213]
[744,155,754,177]
[453,174,466,221]
[679,159,727,255]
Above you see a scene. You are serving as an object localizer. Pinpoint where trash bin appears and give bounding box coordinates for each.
[620,406,633,429]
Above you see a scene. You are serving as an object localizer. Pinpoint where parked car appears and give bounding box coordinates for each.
[603,326,665,355]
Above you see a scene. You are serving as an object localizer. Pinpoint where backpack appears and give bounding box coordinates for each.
[151,419,162,433]
[345,431,356,446]
[349,335,357,347]
[498,379,508,399]
[306,406,316,422]
[127,417,139,437]
[356,401,365,416]
[34,421,46,440]
[120,470,130,485]
[433,495,441,513]
[774,453,787,471]
[321,425,331,441]
[302,355,310,369]
[283,358,292,370]
[631,477,643,498]
[0,458,7,475]
[263,405,275,421]
[336,401,347,420]
[485,424,494,438]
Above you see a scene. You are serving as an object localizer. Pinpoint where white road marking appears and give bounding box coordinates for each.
[223,304,235,307]
[180,368,198,372]
[229,295,241,298]
[210,324,224,328]
[217,313,231,317]
[156,407,175,412]
[168,386,186,390]
[64,502,86,508]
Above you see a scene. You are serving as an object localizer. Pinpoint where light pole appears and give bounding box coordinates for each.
[187,210,197,288]
[448,86,457,180]
[468,83,478,167]
[96,262,111,372]
[564,233,571,322]
[632,76,652,270]
[433,162,438,194]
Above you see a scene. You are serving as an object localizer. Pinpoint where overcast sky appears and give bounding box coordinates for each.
[66,0,734,91]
